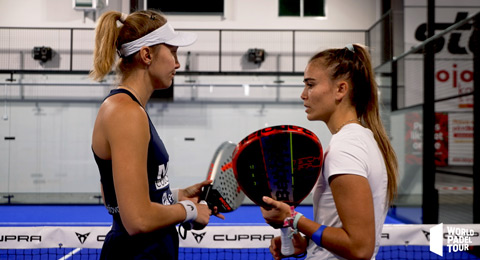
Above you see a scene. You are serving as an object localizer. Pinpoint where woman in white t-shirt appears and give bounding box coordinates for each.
[261,44,398,260]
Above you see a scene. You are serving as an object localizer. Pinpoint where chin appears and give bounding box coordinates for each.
[165,80,174,89]
[307,114,321,121]
[154,83,172,90]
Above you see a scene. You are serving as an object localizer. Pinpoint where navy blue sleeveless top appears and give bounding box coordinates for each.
[93,89,178,259]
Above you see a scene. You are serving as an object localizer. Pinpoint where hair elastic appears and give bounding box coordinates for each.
[311,225,327,247]
[119,13,128,23]
[345,44,355,53]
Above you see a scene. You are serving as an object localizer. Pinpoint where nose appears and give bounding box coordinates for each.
[174,56,180,69]
[300,86,308,101]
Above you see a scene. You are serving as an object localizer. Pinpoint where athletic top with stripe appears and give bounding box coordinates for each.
[93,88,178,259]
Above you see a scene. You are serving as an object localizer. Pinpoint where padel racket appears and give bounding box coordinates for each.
[180,141,245,234]
[232,125,323,256]
[201,141,245,213]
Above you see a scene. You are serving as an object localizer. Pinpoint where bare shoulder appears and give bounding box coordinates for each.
[100,93,148,127]
[92,93,149,158]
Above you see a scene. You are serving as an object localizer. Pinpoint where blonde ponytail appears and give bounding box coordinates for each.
[90,11,123,81]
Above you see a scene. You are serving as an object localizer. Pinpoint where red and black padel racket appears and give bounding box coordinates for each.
[232,125,323,256]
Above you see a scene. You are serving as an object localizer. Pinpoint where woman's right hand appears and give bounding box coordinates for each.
[192,201,211,229]
[269,234,308,260]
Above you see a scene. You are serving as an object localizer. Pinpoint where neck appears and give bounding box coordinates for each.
[120,71,155,108]
[118,85,147,108]
[334,118,360,134]
[328,109,359,134]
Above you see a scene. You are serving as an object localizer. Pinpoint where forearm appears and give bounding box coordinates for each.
[120,201,188,235]
[297,216,374,260]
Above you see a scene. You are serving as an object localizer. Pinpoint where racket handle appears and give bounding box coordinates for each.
[182,221,193,230]
[280,227,294,256]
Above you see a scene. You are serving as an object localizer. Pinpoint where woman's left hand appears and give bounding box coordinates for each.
[260,196,291,228]
[181,180,225,220]
[180,179,212,202]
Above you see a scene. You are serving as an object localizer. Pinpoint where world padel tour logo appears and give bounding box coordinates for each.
[429,223,475,256]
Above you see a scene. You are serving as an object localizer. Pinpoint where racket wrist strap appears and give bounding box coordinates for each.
[311,225,327,247]
[178,200,197,223]
[293,212,303,230]
[283,206,303,239]
[171,188,179,203]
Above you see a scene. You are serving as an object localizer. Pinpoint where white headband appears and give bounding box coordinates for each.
[118,22,197,57]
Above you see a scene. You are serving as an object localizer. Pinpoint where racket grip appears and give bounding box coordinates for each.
[182,221,193,230]
[280,227,294,256]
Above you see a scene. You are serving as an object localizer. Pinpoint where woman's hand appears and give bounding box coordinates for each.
[260,196,291,228]
[268,233,308,260]
[181,180,225,220]
[193,201,211,228]
[179,179,212,202]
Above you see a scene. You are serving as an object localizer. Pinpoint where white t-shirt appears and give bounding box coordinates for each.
[306,123,388,260]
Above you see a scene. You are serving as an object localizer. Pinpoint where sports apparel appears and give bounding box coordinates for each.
[306,123,388,259]
[93,88,177,259]
[118,22,197,57]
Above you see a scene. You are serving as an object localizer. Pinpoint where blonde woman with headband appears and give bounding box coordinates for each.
[261,44,398,259]
[91,10,221,259]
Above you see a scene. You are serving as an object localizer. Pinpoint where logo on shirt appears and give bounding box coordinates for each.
[155,164,169,190]
[105,204,119,214]
[162,192,174,205]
